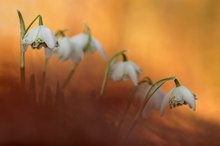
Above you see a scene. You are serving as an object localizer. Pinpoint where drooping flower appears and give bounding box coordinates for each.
[22,25,58,58]
[160,79,196,116]
[70,26,108,63]
[133,79,165,118]
[54,37,73,61]
[110,60,141,86]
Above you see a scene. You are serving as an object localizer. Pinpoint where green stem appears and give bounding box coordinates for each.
[174,79,181,87]
[122,53,128,61]
[99,50,127,97]
[118,77,152,128]
[39,16,43,25]
[20,66,25,87]
[118,86,138,128]
[126,76,176,137]
[62,63,79,90]
[17,10,26,87]
[39,58,49,104]
[22,15,42,39]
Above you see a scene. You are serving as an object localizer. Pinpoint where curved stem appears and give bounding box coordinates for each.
[22,15,42,39]
[99,50,127,97]
[62,63,79,90]
[17,10,26,87]
[126,76,176,138]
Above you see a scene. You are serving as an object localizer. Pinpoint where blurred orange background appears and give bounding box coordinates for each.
[0,0,220,144]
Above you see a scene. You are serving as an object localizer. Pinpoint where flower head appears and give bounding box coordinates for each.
[134,79,165,118]
[70,26,108,63]
[54,37,73,61]
[22,25,58,58]
[160,80,196,116]
[111,60,141,86]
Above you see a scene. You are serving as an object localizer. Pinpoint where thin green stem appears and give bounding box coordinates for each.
[118,87,138,128]
[174,79,181,87]
[22,15,41,39]
[122,53,128,61]
[126,76,176,138]
[118,77,152,129]
[62,63,79,90]
[99,50,127,97]
[17,10,26,86]
[39,16,43,25]
[39,58,49,104]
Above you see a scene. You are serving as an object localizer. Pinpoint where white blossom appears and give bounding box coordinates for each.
[22,25,58,58]
[70,33,108,63]
[111,61,141,85]
[160,85,196,116]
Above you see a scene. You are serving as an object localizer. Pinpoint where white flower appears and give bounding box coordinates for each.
[22,25,58,58]
[160,85,196,116]
[134,82,165,119]
[70,33,108,63]
[111,61,141,86]
[54,37,73,61]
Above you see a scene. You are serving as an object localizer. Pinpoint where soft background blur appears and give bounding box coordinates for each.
[0,0,220,145]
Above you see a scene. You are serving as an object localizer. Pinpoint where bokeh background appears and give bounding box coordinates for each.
[0,0,220,145]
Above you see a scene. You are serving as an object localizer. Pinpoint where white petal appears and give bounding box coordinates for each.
[70,33,88,52]
[124,62,139,85]
[22,26,40,45]
[160,88,174,116]
[142,88,164,119]
[134,83,151,105]
[151,88,165,110]
[71,47,84,64]
[44,47,52,58]
[128,61,141,73]
[111,61,125,81]
[56,37,73,61]
[179,86,196,111]
[91,37,108,60]
[41,26,57,49]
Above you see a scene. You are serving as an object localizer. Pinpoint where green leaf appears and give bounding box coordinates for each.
[99,50,127,96]
[17,10,25,37]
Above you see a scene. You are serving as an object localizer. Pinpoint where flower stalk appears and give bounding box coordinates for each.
[62,63,79,90]
[17,10,43,86]
[99,50,127,96]
[17,10,26,86]
[126,76,176,137]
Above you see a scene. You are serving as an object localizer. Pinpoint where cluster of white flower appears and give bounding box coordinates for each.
[18,11,197,119]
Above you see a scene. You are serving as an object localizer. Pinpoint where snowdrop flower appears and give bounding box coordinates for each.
[134,79,165,119]
[111,58,141,86]
[70,26,108,63]
[22,25,58,58]
[54,37,73,61]
[160,79,196,116]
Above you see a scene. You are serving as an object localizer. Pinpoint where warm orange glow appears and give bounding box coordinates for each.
[0,0,220,145]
